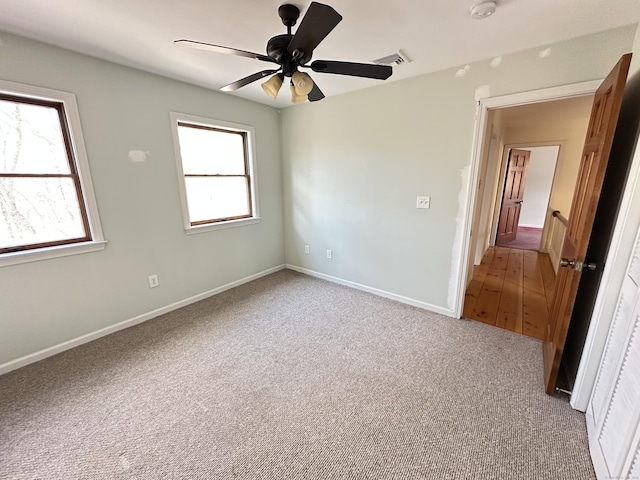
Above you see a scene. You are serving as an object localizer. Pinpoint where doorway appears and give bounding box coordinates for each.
[494,146,560,252]
[456,56,634,411]
[459,88,596,341]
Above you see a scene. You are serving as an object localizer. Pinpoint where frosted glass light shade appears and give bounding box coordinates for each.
[292,71,314,95]
[261,74,283,99]
[290,85,308,104]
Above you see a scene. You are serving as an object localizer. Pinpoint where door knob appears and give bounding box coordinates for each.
[559,259,597,271]
[560,258,575,268]
[515,200,523,204]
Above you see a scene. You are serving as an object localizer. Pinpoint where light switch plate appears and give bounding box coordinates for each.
[416,196,430,209]
[148,274,159,288]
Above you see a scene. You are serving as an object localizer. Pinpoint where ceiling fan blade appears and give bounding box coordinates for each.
[287,2,342,57]
[310,60,393,80]
[221,69,280,92]
[175,39,276,64]
[308,81,325,102]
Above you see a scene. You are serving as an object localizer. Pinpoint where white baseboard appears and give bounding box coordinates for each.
[285,264,456,318]
[518,224,544,229]
[0,264,286,376]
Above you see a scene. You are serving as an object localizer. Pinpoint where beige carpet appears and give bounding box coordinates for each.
[0,270,595,479]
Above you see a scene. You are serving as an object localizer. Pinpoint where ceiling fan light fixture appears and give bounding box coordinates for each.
[290,84,308,104]
[292,71,314,95]
[261,74,283,99]
[177,3,394,103]
[470,1,496,19]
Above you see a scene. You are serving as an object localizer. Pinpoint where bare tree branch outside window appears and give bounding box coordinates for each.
[0,95,91,253]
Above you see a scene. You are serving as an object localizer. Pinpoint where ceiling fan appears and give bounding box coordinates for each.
[175,2,393,103]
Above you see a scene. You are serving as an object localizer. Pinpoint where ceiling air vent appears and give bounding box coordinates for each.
[373,50,410,66]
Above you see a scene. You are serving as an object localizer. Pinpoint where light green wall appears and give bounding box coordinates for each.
[0,33,284,366]
[281,25,636,312]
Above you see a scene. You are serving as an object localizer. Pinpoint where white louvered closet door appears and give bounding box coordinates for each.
[586,226,640,479]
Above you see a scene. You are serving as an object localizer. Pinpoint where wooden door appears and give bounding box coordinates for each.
[543,53,631,395]
[496,149,530,245]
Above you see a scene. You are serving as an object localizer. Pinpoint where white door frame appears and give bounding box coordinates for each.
[454,79,601,320]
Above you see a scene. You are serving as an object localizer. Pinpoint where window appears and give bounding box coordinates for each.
[170,113,260,233]
[0,80,104,266]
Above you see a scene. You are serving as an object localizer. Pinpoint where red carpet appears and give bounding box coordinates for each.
[499,227,542,251]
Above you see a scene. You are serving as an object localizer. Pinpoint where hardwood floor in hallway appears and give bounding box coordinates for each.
[463,247,556,340]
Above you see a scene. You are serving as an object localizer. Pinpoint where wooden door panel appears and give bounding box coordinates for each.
[588,87,612,139]
[543,53,631,394]
[504,171,515,198]
[544,253,577,382]
[511,171,523,198]
[500,205,518,236]
[566,153,592,240]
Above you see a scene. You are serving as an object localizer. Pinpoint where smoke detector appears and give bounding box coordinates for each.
[470,1,497,19]
[373,50,410,66]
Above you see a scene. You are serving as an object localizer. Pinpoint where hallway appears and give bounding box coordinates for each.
[463,247,556,340]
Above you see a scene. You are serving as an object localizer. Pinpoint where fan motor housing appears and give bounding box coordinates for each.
[266,34,312,73]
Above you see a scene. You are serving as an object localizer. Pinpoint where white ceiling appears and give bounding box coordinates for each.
[0,0,638,108]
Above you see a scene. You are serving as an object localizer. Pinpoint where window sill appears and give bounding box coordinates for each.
[0,240,107,267]
[185,217,261,235]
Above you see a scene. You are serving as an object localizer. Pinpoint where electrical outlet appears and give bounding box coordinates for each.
[148,274,159,288]
[326,249,332,259]
[416,196,431,209]
[304,244,310,254]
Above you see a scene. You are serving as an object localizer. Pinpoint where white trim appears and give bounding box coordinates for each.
[501,140,566,149]
[169,112,261,233]
[60,85,105,243]
[0,264,285,375]
[0,240,106,267]
[286,264,456,318]
[480,80,602,109]
[0,79,105,266]
[453,101,486,316]
[453,80,602,318]
[517,223,544,229]
[185,217,261,234]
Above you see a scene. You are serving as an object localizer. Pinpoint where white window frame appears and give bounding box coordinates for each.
[170,112,261,234]
[0,80,105,267]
